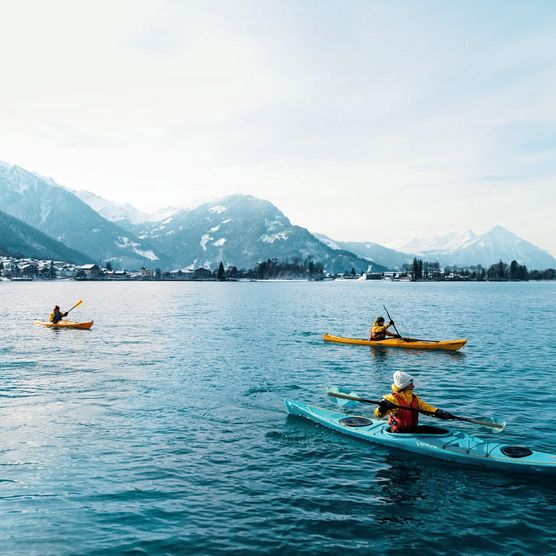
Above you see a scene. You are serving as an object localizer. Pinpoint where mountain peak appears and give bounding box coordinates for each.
[389,226,555,269]
[484,225,517,237]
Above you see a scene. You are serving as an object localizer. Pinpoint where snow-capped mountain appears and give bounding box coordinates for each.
[0,209,92,263]
[75,190,180,230]
[4,160,551,272]
[137,194,381,273]
[75,190,150,226]
[316,234,414,270]
[391,230,478,256]
[391,226,556,269]
[0,162,172,269]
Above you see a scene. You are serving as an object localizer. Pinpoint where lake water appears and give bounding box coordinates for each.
[1,280,555,554]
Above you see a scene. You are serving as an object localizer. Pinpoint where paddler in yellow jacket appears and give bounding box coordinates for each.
[49,305,68,324]
[375,371,454,432]
[370,316,399,340]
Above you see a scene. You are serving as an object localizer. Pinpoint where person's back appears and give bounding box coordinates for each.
[374,371,453,432]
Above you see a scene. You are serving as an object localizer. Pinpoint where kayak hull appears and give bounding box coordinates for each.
[323,333,467,351]
[285,399,556,475]
[34,320,94,330]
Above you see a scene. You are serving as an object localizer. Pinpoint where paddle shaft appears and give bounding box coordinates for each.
[328,391,436,416]
[327,391,504,430]
[66,299,83,314]
[382,305,402,338]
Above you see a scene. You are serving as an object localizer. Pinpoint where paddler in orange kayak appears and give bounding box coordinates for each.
[374,371,454,432]
[370,316,400,340]
[49,305,68,324]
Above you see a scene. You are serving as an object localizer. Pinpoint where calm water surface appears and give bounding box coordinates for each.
[0,281,555,554]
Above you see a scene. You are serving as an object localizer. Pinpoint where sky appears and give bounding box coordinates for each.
[0,0,555,253]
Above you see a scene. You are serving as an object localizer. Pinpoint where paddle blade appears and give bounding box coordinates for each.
[474,416,507,434]
[326,385,361,408]
[68,299,84,313]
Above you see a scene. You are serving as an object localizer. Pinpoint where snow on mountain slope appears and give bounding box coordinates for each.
[0,161,172,269]
[75,190,180,227]
[390,230,478,255]
[389,226,555,269]
[137,194,381,273]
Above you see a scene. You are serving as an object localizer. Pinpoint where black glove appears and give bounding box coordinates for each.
[435,409,455,420]
[378,400,396,414]
[389,320,395,326]
[63,312,68,317]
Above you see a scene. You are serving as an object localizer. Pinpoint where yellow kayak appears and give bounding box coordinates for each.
[34,320,94,330]
[323,333,466,351]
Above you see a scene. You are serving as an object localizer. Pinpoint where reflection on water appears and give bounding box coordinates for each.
[366,345,467,363]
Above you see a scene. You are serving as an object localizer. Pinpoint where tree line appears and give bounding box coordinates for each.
[216,257,325,280]
[405,258,555,281]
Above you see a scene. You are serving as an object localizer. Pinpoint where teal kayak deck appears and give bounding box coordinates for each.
[285,399,556,475]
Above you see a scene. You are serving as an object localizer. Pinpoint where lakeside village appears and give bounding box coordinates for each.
[1,255,555,282]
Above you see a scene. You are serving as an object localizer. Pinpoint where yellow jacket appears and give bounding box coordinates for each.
[374,384,438,418]
[49,309,65,323]
[370,323,389,336]
[370,320,398,340]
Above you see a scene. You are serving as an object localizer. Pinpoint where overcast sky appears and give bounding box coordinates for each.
[0,0,555,253]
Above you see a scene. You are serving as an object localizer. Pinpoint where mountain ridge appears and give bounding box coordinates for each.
[1,160,554,271]
[388,225,556,269]
[0,209,92,263]
[315,233,414,270]
[136,194,383,273]
[74,189,181,230]
[0,162,172,269]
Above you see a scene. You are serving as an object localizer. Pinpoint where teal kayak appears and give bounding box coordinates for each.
[285,399,556,475]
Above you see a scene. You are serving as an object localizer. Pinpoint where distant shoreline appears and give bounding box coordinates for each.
[3,277,554,283]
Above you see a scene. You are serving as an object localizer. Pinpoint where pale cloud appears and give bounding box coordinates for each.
[0,0,554,253]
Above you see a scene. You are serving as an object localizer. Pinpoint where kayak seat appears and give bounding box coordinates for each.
[385,425,450,435]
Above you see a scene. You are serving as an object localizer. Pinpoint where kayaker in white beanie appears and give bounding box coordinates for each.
[374,371,454,432]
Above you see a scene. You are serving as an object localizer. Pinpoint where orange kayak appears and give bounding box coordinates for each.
[323,333,466,351]
[34,320,94,330]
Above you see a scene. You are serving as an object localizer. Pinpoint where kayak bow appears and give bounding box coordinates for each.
[285,399,556,475]
[323,333,467,351]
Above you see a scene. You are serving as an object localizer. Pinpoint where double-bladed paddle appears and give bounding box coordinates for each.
[326,386,506,432]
